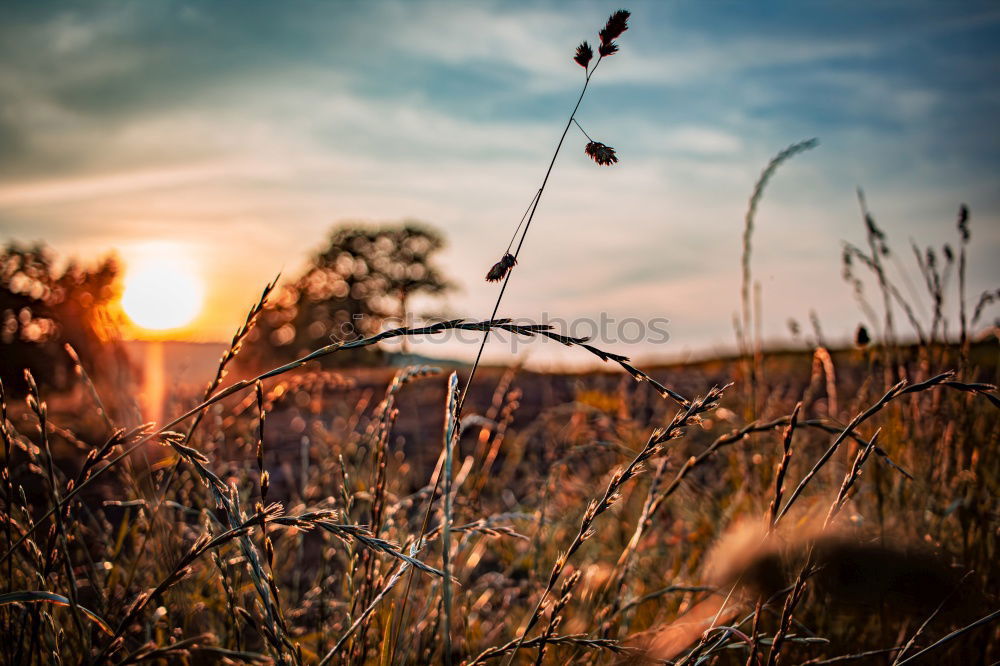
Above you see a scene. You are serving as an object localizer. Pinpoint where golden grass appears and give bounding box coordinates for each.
[1,8,999,666]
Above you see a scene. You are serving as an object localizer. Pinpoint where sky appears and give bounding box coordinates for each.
[1,1,998,368]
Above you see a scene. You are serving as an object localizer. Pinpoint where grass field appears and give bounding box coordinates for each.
[2,7,999,666]
[2,333,998,664]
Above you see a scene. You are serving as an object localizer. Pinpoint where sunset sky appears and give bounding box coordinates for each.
[1,1,998,366]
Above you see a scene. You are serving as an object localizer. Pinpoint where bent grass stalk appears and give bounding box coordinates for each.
[775,371,997,525]
[592,407,913,638]
[740,138,818,416]
[1,317,689,567]
[765,431,881,666]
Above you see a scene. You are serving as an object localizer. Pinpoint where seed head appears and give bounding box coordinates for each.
[598,41,619,57]
[485,253,517,283]
[600,9,630,45]
[585,141,618,166]
[598,9,629,57]
[574,41,593,68]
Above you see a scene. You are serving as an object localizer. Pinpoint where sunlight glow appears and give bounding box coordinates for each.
[122,254,203,331]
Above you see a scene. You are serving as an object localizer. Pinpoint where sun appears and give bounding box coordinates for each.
[121,255,204,332]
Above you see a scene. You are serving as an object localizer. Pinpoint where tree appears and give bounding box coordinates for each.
[244,222,453,366]
[0,242,127,393]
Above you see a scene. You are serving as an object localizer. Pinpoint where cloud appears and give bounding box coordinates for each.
[0,0,997,358]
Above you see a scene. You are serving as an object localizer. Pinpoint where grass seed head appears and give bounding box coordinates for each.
[585,141,618,165]
[485,252,517,282]
[598,41,619,57]
[600,10,630,45]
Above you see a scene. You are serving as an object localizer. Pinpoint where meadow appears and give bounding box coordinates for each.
[2,9,999,665]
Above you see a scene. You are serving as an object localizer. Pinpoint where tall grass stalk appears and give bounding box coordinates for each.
[739,138,818,417]
[460,10,632,414]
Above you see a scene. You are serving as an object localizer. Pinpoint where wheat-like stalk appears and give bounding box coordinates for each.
[740,138,818,416]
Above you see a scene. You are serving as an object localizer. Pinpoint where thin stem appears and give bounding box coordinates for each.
[506,189,542,254]
[572,117,594,142]
[895,608,1000,665]
[401,65,606,646]
[458,56,603,417]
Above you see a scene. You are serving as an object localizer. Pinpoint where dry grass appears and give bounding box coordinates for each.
[2,8,1000,666]
[0,325,998,664]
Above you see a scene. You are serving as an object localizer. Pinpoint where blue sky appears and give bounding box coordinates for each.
[0,1,997,365]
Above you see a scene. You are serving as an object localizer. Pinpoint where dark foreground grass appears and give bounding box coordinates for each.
[0,337,997,664]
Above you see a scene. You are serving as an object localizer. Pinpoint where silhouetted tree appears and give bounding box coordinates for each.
[0,242,127,393]
[244,222,453,366]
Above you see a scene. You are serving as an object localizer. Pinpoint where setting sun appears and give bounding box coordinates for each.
[121,255,204,331]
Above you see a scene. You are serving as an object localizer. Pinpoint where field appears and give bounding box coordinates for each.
[2,334,998,664]
[2,7,1000,666]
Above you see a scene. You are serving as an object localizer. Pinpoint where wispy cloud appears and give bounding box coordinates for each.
[0,0,997,359]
